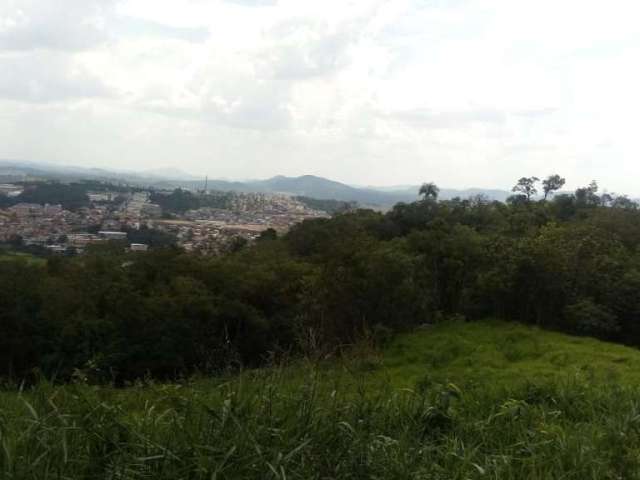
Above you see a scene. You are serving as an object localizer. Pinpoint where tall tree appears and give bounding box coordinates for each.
[600,193,614,207]
[575,180,600,207]
[419,182,440,201]
[512,177,540,202]
[542,174,566,200]
[611,195,638,210]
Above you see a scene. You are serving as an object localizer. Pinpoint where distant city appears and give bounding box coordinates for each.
[0,159,517,257]
[0,182,329,256]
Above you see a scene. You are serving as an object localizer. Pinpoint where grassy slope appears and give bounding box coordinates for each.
[4,321,640,478]
[0,250,45,266]
[381,320,640,388]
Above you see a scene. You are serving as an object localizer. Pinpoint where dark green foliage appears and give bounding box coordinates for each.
[293,196,357,214]
[150,189,233,213]
[419,181,440,200]
[565,299,619,336]
[125,225,177,248]
[4,179,640,383]
[542,174,566,200]
[0,180,134,210]
[512,176,540,201]
[14,182,90,210]
[75,179,133,193]
[575,180,600,207]
[257,228,278,242]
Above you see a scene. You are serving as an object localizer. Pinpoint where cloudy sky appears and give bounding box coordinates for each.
[1,0,640,192]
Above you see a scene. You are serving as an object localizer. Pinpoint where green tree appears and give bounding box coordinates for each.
[257,228,278,242]
[611,195,638,210]
[512,177,540,202]
[419,182,440,201]
[575,180,600,207]
[564,298,619,337]
[542,174,566,200]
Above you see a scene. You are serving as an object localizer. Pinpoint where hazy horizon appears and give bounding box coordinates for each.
[2,1,640,194]
[1,157,518,192]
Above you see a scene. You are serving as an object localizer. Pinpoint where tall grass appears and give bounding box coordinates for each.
[3,320,640,479]
[2,366,640,479]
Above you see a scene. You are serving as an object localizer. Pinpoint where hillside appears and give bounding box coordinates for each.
[4,176,640,477]
[4,321,640,478]
[381,320,640,387]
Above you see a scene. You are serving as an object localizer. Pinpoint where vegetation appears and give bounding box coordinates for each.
[150,189,234,214]
[0,249,45,266]
[4,173,640,477]
[293,195,357,214]
[4,322,640,478]
[0,180,129,211]
[3,174,640,383]
[419,181,440,201]
[124,225,178,249]
[0,239,53,258]
[384,320,640,387]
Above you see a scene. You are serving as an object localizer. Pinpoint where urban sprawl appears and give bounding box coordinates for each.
[0,183,328,255]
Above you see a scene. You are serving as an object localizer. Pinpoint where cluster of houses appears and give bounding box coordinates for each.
[0,183,328,256]
[0,187,155,254]
[152,194,327,254]
[0,200,150,254]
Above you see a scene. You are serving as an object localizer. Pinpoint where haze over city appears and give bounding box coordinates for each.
[2,0,640,193]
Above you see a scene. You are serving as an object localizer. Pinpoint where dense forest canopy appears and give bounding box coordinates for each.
[292,196,357,214]
[2,174,640,383]
[0,180,133,210]
[149,189,235,214]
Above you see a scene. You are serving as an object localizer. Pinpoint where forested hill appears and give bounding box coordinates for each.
[1,175,640,383]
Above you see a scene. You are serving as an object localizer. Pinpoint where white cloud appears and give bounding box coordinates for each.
[224,0,278,6]
[0,0,117,51]
[2,0,640,193]
[0,52,113,102]
[113,16,209,43]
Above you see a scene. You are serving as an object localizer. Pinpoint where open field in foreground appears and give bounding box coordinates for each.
[3,321,640,479]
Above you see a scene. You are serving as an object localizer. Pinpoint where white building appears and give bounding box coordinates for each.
[130,243,149,252]
[98,231,128,241]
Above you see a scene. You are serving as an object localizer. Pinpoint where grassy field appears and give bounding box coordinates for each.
[3,321,640,479]
[382,319,640,387]
[0,250,45,266]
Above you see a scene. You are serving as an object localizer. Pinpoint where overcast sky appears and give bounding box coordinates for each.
[1,0,640,192]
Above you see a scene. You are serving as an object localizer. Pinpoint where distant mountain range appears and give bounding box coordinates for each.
[0,160,512,207]
[205,176,512,206]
